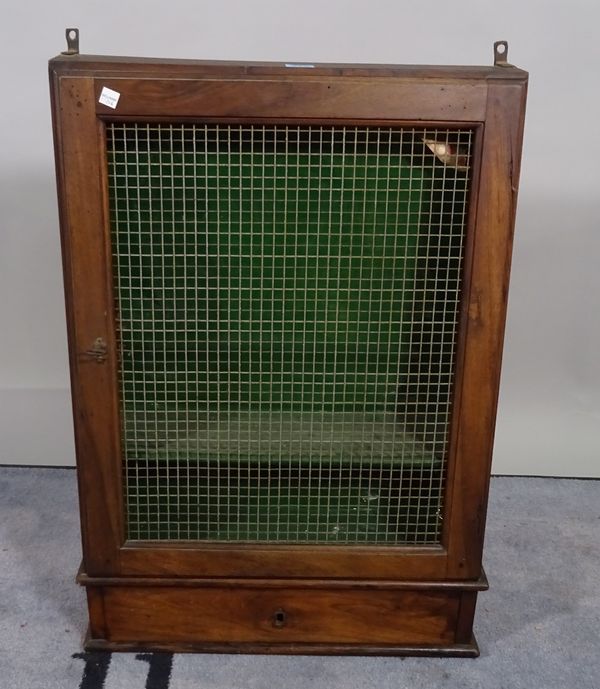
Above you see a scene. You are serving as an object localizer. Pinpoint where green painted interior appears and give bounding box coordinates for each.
[125,464,443,543]
[107,124,470,543]
[111,127,429,414]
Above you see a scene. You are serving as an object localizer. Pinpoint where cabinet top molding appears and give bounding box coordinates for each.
[52,29,528,82]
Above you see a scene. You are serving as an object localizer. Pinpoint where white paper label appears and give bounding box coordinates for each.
[285,63,315,68]
[99,86,121,109]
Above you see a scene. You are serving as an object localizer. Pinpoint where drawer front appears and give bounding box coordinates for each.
[100,585,459,646]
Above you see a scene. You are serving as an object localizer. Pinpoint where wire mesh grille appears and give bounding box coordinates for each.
[107,123,473,544]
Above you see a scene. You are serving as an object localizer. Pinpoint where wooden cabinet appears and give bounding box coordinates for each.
[50,33,527,655]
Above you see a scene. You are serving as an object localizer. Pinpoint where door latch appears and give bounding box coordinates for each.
[80,337,108,364]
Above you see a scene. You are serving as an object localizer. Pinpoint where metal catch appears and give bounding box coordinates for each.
[80,337,108,364]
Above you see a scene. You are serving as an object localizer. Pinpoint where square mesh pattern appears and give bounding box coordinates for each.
[107,123,472,544]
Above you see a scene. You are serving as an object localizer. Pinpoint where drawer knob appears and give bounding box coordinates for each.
[272,608,287,628]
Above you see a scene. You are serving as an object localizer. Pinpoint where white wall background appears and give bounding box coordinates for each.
[0,0,598,476]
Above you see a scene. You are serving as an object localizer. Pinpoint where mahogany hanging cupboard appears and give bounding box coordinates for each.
[49,30,527,655]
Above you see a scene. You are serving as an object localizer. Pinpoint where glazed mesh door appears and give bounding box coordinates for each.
[107,123,472,544]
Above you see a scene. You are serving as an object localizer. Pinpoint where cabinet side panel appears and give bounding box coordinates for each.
[445,81,527,578]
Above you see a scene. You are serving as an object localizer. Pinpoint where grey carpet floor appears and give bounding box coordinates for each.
[0,467,598,689]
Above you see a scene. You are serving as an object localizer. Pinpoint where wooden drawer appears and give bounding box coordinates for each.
[89,583,462,650]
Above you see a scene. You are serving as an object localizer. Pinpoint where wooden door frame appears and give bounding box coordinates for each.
[50,58,527,580]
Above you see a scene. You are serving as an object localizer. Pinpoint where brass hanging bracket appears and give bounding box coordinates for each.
[493,40,511,67]
[62,28,80,55]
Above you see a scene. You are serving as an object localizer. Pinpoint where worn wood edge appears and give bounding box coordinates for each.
[444,79,528,579]
[83,627,480,657]
[97,116,485,128]
[85,586,108,640]
[440,122,485,559]
[465,80,529,567]
[89,77,488,122]
[49,53,528,81]
[48,65,97,568]
[123,540,444,554]
[76,562,489,591]
[455,591,480,644]
[117,539,449,579]
[51,76,123,574]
